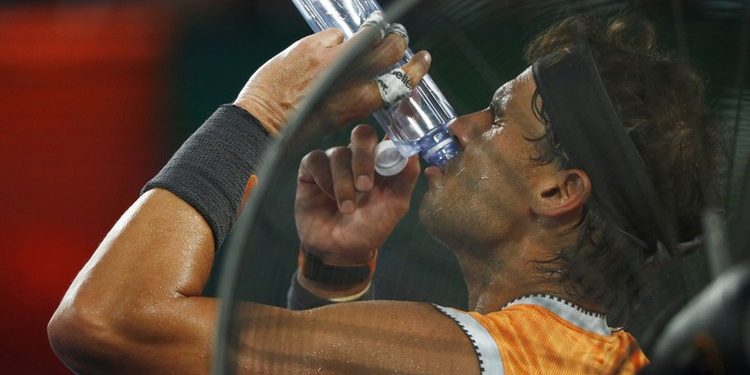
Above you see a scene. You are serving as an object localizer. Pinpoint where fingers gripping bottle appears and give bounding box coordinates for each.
[292,0,460,176]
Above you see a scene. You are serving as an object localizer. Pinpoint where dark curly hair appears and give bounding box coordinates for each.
[523,14,726,316]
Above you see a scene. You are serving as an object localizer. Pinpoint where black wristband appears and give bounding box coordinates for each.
[286,272,375,310]
[142,104,272,250]
[302,251,373,285]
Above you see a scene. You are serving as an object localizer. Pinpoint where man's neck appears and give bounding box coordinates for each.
[454,238,603,315]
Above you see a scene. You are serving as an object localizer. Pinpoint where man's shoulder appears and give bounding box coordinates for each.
[436,301,648,374]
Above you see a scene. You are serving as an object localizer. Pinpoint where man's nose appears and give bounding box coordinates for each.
[448,108,494,148]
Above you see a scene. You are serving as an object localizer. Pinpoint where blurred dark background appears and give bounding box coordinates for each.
[0,0,747,373]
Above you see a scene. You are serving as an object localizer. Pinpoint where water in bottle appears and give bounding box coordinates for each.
[292,0,461,175]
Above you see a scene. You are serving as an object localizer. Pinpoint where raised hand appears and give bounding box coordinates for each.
[233,26,431,135]
[295,125,420,265]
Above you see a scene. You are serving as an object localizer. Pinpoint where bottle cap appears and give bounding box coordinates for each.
[374,140,408,176]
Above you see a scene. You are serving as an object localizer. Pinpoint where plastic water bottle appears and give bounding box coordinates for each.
[292,0,460,176]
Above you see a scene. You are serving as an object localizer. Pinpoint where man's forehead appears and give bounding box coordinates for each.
[491,67,535,107]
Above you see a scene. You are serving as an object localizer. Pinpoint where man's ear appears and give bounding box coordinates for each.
[530,168,591,218]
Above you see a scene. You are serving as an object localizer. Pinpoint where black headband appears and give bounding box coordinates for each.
[532,42,676,255]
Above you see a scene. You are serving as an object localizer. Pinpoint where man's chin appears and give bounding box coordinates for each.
[418,197,451,244]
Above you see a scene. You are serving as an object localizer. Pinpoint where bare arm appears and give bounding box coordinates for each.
[48,27,479,374]
[48,189,477,374]
[48,189,219,373]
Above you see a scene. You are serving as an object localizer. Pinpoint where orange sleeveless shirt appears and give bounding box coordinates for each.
[435,295,649,374]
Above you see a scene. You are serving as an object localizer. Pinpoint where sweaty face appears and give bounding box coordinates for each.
[419,67,553,252]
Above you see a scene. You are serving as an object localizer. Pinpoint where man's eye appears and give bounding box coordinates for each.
[492,109,505,123]
[489,101,504,121]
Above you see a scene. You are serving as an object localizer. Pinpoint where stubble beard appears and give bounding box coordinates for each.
[418,190,466,251]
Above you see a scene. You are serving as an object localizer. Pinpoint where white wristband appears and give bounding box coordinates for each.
[328,282,373,303]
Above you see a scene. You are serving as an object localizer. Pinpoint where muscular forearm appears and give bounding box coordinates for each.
[47,184,474,375]
[48,106,271,373]
[48,189,218,373]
